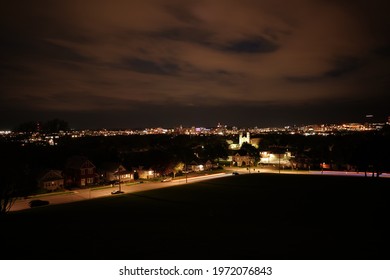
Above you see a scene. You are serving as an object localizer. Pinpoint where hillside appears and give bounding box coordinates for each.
[1,174,389,260]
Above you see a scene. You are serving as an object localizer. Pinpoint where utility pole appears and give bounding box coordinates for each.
[184,156,187,183]
[184,153,188,183]
[118,173,121,192]
[115,169,122,192]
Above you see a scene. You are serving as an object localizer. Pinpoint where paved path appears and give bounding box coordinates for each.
[10,172,231,212]
[10,169,389,212]
[226,166,390,178]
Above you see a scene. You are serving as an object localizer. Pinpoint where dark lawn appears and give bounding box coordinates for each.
[1,174,389,260]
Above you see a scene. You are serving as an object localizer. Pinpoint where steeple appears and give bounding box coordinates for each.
[239,131,250,147]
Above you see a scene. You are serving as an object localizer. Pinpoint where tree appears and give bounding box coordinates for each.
[0,156,31,215]
[203,137,229,162]
[14,121,41,132]
[0,184,17,215]
[239,142,260,162]
[14,119,70,133]
[172,162,185,178]
[42,118,69,133]
[0,163,21,215]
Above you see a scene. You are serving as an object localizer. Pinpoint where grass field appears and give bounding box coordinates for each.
[1,173,389,260]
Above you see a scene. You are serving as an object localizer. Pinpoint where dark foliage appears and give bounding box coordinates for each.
[14,119,69,133]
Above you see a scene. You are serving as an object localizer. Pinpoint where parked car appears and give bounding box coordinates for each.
[161,177,172,182]
[29,199,50,208]
[111,190,124,195]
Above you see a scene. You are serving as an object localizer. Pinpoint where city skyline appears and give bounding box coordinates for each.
[1,0,389,129]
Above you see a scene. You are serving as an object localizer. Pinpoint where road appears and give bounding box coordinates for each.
[10,172,231,212]
[227,166,390,178]
[10,168,389,212]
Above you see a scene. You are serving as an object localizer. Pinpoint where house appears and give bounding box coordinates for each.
[187,160,204,172]
[291,153,311,169]
[37,169,64,191]
[64,156,97,187]
[232,153,255,167]
[99,162,133,183]
[134,166,158,179]
[259,150,293,168]
[204,160,213,171]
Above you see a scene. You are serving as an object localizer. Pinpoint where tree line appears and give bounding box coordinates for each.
[14,119,70,133]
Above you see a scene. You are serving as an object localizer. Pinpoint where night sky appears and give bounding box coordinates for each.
[1,0,389,129]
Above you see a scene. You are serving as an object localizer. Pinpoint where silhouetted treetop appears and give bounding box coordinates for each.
[14,119,69,133]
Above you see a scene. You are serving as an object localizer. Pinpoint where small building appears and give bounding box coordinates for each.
[290,154,311,169]
[187,160,204,172]
[134,167,158,179]
[64,156,97,187]
[259,150,293,168]
[204,160,213,171]
[190,160,215,171]
[38,169,64,191]
[100,162,133,183]
[186,160,215,172]
[232,153,255,167]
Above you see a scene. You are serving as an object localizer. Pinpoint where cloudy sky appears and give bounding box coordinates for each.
[1,0,389,129]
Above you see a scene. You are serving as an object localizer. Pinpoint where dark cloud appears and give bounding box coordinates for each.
[1,35,70,61]
[122,58,180,76]
[324,57,363,78]
[223,37,278,53]
[288,56,365,82]
[155,27,213,44]
[164,3,202,25]
[1,0,389,129]
[285,75,322,83]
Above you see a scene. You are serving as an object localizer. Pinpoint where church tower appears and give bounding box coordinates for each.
[239,132,250,147]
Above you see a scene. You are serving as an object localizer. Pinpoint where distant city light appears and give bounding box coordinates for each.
[0,130,11,135]
[1,118,387,147]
